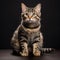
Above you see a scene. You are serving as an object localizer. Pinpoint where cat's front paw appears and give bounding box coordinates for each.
[33,50,41,56]
[20,52,28,56]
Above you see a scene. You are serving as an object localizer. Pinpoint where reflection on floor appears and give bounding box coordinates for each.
[0,49,60,60]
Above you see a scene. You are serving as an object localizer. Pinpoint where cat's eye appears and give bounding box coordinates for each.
[22,14,26,20]
[21,14,27,20]
[25,13,28,15]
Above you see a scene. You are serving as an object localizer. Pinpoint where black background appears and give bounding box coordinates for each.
[0,0,60,49]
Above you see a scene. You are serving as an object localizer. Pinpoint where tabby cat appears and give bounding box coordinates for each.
[11,3,54,56]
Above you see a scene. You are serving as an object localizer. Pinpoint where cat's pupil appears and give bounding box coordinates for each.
[22,14,26,20]
[25,13,28,15]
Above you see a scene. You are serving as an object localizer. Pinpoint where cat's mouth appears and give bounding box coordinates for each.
[22,21,40,29]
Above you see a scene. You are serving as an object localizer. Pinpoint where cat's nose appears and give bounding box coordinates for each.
[29,17,31,19]
[29,16,32,19]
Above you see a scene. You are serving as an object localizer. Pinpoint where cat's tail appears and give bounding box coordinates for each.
[39,48,55,53]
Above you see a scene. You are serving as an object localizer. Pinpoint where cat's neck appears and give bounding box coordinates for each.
[21,25,40,33]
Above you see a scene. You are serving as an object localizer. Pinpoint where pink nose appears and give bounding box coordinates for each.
[29,16,32,19]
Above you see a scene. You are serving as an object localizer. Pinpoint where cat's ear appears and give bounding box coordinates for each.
[34,3,41,13]
[21,3,27,12]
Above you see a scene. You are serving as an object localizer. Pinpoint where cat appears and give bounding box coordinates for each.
[11,3,54,56]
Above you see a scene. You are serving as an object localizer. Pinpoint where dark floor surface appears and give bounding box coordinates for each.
[0,49,60,60]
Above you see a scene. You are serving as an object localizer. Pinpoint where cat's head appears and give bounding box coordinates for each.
[21,3,41,29]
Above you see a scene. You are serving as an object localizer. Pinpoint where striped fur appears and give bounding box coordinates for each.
[11,3,54,56]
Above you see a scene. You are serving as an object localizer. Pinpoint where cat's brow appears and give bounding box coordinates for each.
[27,8,34,12]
